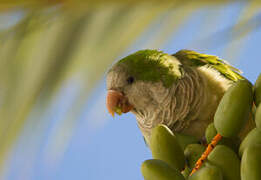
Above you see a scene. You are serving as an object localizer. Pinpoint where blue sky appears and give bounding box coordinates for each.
[3,2,261,180]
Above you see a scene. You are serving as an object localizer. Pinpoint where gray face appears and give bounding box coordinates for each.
[106,63,170,115]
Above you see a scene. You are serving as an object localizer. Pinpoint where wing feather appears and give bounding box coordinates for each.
[173,50,243,82]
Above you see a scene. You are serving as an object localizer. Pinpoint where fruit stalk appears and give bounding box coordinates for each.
[190,133,222,175]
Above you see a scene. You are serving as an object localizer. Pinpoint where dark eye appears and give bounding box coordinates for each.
[127,76,135,84]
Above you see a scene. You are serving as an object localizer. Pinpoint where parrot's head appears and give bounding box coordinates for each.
[106,49,184,118]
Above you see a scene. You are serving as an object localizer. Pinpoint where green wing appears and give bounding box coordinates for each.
[173,49,244,82]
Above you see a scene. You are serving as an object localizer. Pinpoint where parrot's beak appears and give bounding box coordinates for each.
[106,90,133,117]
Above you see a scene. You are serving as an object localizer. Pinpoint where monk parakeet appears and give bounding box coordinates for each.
[106,49,247,143]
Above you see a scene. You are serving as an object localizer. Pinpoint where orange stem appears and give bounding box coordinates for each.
[190,133,222,176]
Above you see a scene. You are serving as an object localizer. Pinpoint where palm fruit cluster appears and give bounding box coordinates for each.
[141,74,261,180]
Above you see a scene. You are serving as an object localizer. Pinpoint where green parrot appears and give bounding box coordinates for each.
[106,49,252,144]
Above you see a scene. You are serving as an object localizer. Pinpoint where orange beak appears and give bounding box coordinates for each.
[106,90,133,117]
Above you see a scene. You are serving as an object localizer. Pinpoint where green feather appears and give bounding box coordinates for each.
[173,50,243,82]
[116,50,183,87]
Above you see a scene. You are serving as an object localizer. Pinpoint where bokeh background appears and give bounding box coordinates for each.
[0,1,261,179]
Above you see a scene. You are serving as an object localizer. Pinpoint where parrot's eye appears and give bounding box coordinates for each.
[127,76,135,84]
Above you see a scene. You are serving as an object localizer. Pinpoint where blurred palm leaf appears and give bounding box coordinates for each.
[0,0,261,178]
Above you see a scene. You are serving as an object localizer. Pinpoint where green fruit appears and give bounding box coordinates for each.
[241,145,261,180]
[207,145,240,180]
[205,123,217,144]
[141,159,185,180]
[239,128,261,157]
[214,80,253,137]
[150,124,185,171]
[254,73,261,106]
[184,144,205,169]
[175,133,199,150]
[255,104,261,129]
[181,166,190,179]
[188,164,223,180]
[205,123,240,153]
